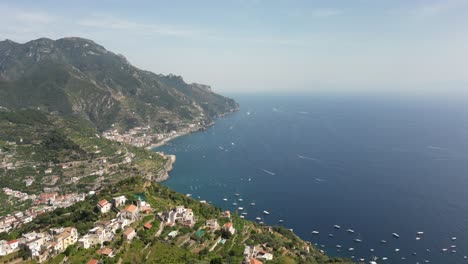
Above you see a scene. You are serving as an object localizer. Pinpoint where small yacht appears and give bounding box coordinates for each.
[333,225,341,229]
[416,237,421,240]
[348,248,354,251]
[381,240,387,243]
[238,198,243,202]
[232,202,237,206]
[240,215,245,219]
[395,248,400,252]
[442,248,448,252]
[311,231,320,235]
[417,231,424,235]
[250,202,256,206]
[392,233,400,238]
[382,257,388,261]
[346,229,355,233]
[241,212,247,215]
[370,249,374,252]
[354,239,362,243]
[255,217,262,221]
[328,234,334,237]
[452,237,457,241]
[222,198,228,201]
[237,207,244,211]
[263,210,270,215]
[259,221,264,225]
[235,193,240,196]
[278,219,284,223]
[336,245,342,248]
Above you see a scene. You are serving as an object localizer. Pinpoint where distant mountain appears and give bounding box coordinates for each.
[0,37,238,131]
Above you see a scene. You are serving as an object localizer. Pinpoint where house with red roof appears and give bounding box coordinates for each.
[97,199,111,214]
[223,222,236,235]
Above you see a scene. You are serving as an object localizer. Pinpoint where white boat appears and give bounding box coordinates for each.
[250,202,255,206]
[328,234,334,237]
[346,229,355,233]
[416,237,421,240]
[381,240,387,243]
[263,210,270,215]
[238,198,243,202]
[336,245,342,248]
[278,220,284,223]
[370,249,374,252]
[222,198,228,201]
[348,248,354,251]
[232,202,237,206]
[333,225,341,229]
[237,207,244,211]
[353,239,362,243]
[450,245,457,248]
[259,221,264,225]
[392,233,400,238]
[395,248,400,252]
[255,217,261,221]
[311,231,319,235]
[442,248,448,252]
[241,212,247,215]
[240,215,245,219]
[235,193,240,196]
[382,257,388,260]
[452,237,457,241]
[417,231,424,235]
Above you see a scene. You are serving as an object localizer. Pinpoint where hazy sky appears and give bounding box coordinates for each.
[1,0,468,94]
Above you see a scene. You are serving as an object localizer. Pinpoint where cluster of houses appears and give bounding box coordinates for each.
[243,244,274,264]
[0,190,85,233]
[79,196,145,250]
[160,205,195,227]
[0,227,78,263]
[102,126,157,147]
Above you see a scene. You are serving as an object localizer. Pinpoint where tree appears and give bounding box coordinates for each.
[210,257,223,264]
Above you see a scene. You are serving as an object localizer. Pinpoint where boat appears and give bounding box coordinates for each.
[450,245,457,248]
[240,215,245,219]
[416,237,421,240]
[353,238,362,243]
[238,198,243,202]
[382,257,388,260]
[241,212,247,215]
[250,202,256,206]
[442,248,448,252]
[392,233,400,238]
[348,248,354,251]
[370,249,374,252]
[235,193,240,196]
[328,234,334,237]
[336,245,342,248]
[417,231,424,235]
[278,220,284,223]
[381,240,387,243]
[237,207,244,211]
[255,217,261,221]
[222,198,228,201]
[232,202,237,206]
[333,225,341,229]
[395,248,400,252]
[452,237,457,241]
[259,221,264,225]
[346,229,355,233]
[263,210,270,215]
[311,231,319,235]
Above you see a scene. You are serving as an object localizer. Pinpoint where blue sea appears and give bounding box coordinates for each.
[155,94,468,264]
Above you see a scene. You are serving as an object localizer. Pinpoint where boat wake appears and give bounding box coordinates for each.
[297,154,320,161]
[260,169,276,175]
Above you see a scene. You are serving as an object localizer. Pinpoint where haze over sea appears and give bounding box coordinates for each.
[156,94,468,264]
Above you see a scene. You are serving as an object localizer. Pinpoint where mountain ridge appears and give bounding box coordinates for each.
[0,37,238,132]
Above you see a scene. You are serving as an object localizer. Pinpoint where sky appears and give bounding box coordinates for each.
[1,0,468,94]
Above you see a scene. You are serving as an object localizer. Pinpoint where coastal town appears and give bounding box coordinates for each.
[0,191,279,264]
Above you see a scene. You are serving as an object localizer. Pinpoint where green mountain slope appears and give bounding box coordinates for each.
[0,37,238,131]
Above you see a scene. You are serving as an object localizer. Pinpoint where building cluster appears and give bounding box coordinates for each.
[102,126,157,147]
[243,244,274,264]
[79,196,146,250]
[0,227,78,263]
[0,190,85,233]
[160,205,195,227]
